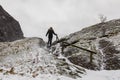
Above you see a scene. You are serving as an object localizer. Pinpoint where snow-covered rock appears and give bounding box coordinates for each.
[53,19,120,70]
[0,37,85,79]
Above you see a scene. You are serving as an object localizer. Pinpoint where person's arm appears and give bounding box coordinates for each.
[53,30,57,36]
[52,30,59,40]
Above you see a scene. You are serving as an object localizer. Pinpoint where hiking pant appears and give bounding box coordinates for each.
[47,36,53,47]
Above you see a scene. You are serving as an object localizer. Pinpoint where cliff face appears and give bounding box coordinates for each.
[53,19,120,70]
[0,5,24,42]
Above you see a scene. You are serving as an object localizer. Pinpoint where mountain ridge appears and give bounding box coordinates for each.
[53,18,120,70]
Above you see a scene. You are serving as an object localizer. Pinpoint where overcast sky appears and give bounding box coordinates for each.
[0,0,120,41]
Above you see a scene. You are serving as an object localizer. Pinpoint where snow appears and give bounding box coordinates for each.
[82,70,120,80]
[0,38,120,80]
[0,38,84,80]
[0,74,77,80]
[1,37,120,80]
[0,69,120,80]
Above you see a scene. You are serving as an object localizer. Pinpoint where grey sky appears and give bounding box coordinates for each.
[0,0,120,41]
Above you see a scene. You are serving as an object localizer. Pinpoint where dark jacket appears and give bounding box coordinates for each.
[46,28,56,39]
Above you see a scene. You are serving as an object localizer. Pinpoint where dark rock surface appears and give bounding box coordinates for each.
[53,19,120,70]
[0,5,24,42]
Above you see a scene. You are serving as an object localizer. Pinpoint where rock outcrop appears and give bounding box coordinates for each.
[0,5,24,42]
[53,19,120,70]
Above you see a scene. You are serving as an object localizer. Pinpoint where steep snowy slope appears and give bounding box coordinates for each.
[0,38,120,80]
[0,37,85,80]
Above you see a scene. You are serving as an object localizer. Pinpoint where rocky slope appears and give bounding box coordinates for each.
[0,5,24,42]
[53,19,120,70]
[0,37,85,79]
